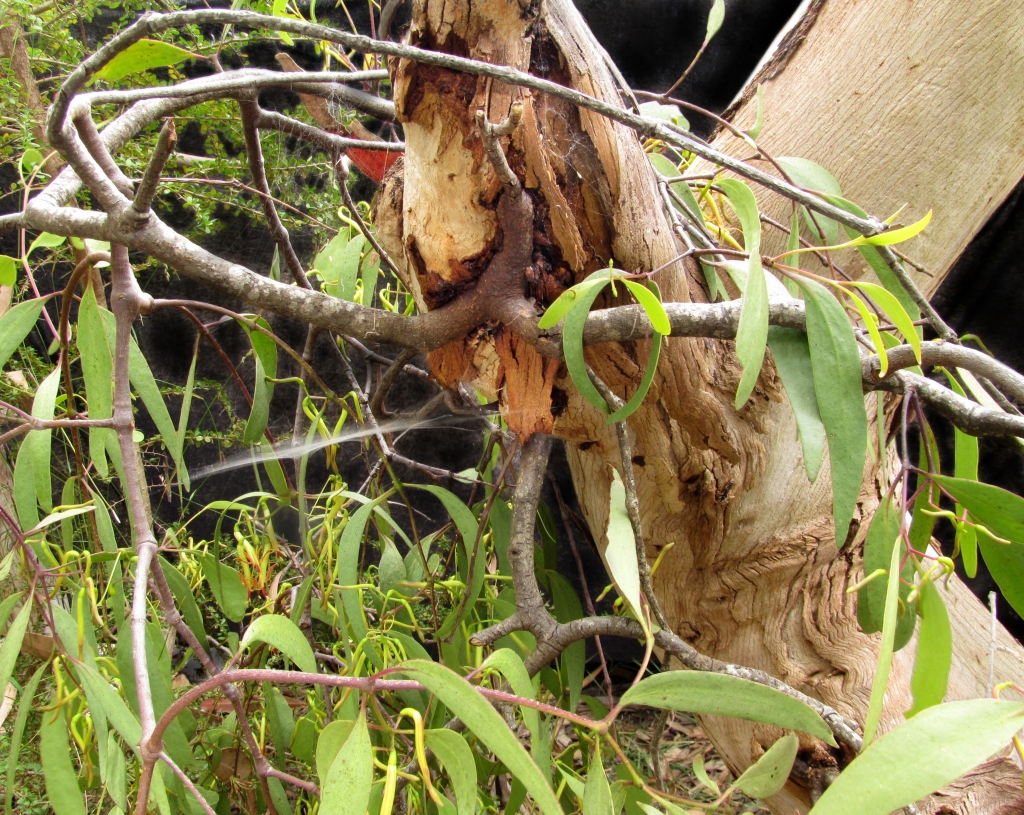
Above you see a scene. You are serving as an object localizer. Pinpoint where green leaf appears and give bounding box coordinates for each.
[379,539,405,594]
[583,743,613,815]
[317,719,356,783]
[798,278,867,545]
[767,327,825,482]
[40,701,87,815]
[809,699,1024,815]
[26,367,60,513]
[27,232,66,256]
[241,614,317,674]
[719,178,768,409]
[78,662,142,749]
[0,593,21,634]
[648,154,704,226]
[705,0,725,42]
[857,496,916,650]
[563,280,612,413]
[157,557,207,654]
[199,553,248,622]
[907,579,952,718]
[930,475,1024,617]
[104,732,128,813]
[0,256,15,287]
[618,671,836,746]
[862,523,906,746]
[847,281,921,363]
[690,754,719,796]
[78,286,113,477]
[93,39,196,82]
[0,298,44,370]
[605,332,662,425]
[425,729,478,815]
[176,345,197,490]
[733,734,798,800]
[776,158,843,246]
[547,571,585,714]
[745,85,765,140]
[637,103,689,132]
[603,471,646,631]
[315,234,365,301]
[537,281,605,330]
[622,279,670,336]
[396,660,563,815]
[4,663,45,815]
[265,683,297,757]
[321,713,373,815]
[940,372,979,576]
[479,649,546,775]
[242,352,270,444]
[0,601,31,701]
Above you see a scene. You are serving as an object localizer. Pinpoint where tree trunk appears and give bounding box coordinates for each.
[374,1,1024,812]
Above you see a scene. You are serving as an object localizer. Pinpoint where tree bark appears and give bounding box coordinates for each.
[374,1,1024,812]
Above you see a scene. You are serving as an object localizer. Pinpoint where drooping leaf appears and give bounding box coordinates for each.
[798,278,867,545]
[396,660,563,815]
[809,700,1024,814]
[378,539,405,594]
[426,729,478,815]
[0,298,44,370]
[157,557,207,653]
[745,84,765,139]
[563,279,612,413]
[0,256,15,287]
[315,234,365,301]
[479,649,547,775]
[940,373,979,576]
[78,286,113,477]
[4,663,45,815]
[583,743,613,815]
[198,553,248,622]
[0,601,31,700]
[690,754,720,796]
[93,39,196,83]
[537,280,606,330]
[241,614,317,674]
[776,157,843,246]
[78,662,142,749]
[767,327,825,482]
[39,701,87,815]
[321,713,373,815]
[104,731,128,813]
[847,281,922,363]
[857,495,916,650]
[719,178,768,409]
[622,279,670,336]
[176,344,197,490]
[637,102,689,131]
[603,471,646,630]
[907,579,952,717]
[26,367,60,513]
[242,353,270,445]
[619,671,836,746]
[733,734,798,800]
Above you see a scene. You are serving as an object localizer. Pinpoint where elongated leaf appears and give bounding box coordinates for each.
[862,521,906,746]
[583,743,612,815]
[397,660,563,815]
[940,373,979,576]
[563,280,611,413]
[622,280,670,335]
[321,713,373,815]
[846,290,889,375]
[776,157,843,246]
[745,84,765,139]
[199,553,248,622]
[93,39,195,82]
[810,699,1024,814]
[241,614,317,674]
[78,286,113,477]
[547,571,585,714]
[0,593,21,634]
[798,278,867,545]
[734,734,798,799]
[40,701,87,815]
[157,557,207,652]
[857,496,916,650]
[0,256,15,286]
[0,601,31,700]
[605,332,662,426]
[426,729,478,815]
[265,683,296,758]
[242,353,270,444]
[78,662,142,749]
[768,327,825,482]
[5,663,45,815]
[848,281,921,363]
[104,731,128,813]
[907,579,952,717]
[0,298,44,370]
[619,671,836,746]
[719,178,768,409]
[26,367,60,513]
[479,649,546,774]
[176,345,197,490]
[315,234,364,301]
[604,471,645,628]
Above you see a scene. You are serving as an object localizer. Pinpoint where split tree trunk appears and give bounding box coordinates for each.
[373,1,1024,812]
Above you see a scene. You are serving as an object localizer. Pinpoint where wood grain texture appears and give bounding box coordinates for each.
[715,0,1024,296]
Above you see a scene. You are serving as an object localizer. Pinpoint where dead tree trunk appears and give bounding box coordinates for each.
[373,1,1024,811]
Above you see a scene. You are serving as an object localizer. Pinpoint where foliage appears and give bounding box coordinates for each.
[2,2,1024,815]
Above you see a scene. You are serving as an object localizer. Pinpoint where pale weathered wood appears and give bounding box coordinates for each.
[716,0,1024,297]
